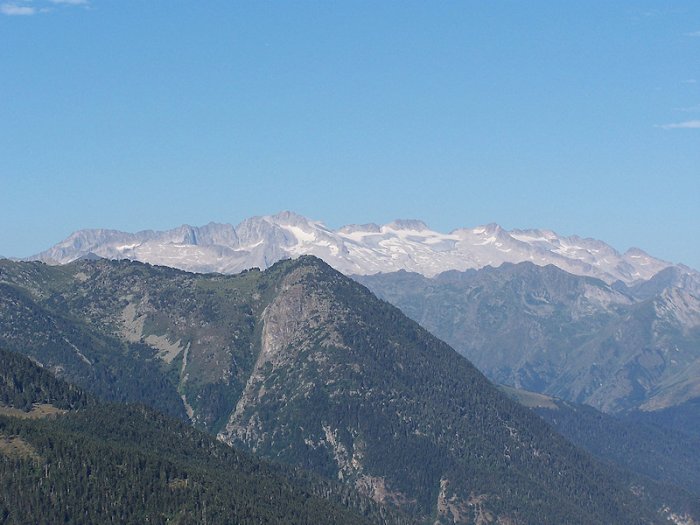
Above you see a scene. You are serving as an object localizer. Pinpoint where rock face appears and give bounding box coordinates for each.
[0,256,677,524]
[29,211,683,284]
[357,262,700,414]
[222,263,350,449]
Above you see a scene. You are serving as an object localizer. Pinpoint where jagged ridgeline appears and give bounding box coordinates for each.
[355,263,700,415]
[0,257,681,523]
[0,348,411,524]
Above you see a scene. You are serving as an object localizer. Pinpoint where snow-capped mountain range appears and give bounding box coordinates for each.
[28,211,691,284]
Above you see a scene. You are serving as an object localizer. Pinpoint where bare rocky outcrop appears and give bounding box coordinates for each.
[219,263,348,448]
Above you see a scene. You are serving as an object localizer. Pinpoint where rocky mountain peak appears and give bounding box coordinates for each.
[28,211,692,285]
[271,210,313,226]
[385,219,429,231]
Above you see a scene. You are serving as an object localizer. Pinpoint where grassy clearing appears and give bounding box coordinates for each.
[0,403,67,420]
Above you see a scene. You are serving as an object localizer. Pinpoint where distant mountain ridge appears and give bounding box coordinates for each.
[29,211,690,284]
[356,262,700,415]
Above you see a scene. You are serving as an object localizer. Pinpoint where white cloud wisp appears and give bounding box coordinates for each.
[1,0,88,16]
[658,120,700,129]
[0,3,37,15]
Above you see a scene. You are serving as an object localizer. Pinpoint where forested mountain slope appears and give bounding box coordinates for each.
[0,348,410,525]
[501,385,700,500]
[0,257,692,523]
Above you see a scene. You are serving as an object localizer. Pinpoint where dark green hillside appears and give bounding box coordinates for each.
[537,401,700,499]
[501,385,700,498]
[627,398,700,440]
[0,279,187,419]
[0,347,92,411]
[0,349,411,525]
[219,258,671,524]
[0,259,271,428]
[0,408,406,525]
[0,257,691,523]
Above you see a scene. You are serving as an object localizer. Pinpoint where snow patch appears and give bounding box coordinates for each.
[30,212,682,285]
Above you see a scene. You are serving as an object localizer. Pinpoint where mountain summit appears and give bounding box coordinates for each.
[30,211,680,284]
[0,256,685,523]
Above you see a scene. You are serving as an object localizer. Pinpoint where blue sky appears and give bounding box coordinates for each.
[1,1,699,269]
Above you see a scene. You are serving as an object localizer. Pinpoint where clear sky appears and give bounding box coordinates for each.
[1,1,699,269]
